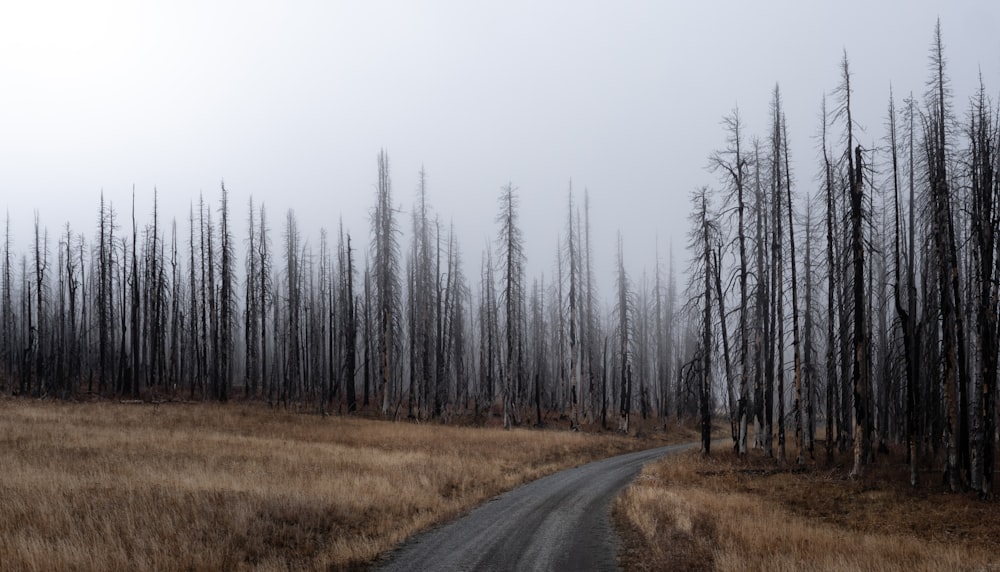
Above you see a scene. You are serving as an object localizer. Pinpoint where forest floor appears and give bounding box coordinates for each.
[0,397,687,571]
[614,438,1000,571]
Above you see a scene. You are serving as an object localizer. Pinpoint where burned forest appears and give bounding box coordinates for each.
[0,22,998,500]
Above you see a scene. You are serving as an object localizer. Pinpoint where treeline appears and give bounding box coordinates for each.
[5,19,994,497]
[684,21,998,496]
[1,145,692,433]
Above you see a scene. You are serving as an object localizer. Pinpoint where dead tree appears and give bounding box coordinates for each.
[710,106,750,454]
[496,182,525,429]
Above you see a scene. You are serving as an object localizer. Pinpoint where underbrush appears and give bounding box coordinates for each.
[615,442,1000,571]
[0,399,669,570]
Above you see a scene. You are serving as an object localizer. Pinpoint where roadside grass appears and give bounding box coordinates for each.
[0,398,668,571]
[614,441,1000,572]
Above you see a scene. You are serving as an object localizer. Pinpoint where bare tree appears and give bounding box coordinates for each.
[710,106,751,454]
[372,150,401,416]
[968,77,998,497]
[565,183,583,427]
[686,187,717,453]
[819,96,839,463]
[362,262,373,408]
[218,183,234,401]
[245,196,259,398]
[615,233,632,434]
[258,204,271,402]
[889,91,922,485]
[34,212,49,396]
[924,22,965,490]
[479,247,500,417]
[779,105,806,465]
[2,212,12,387]
[168,219,180,394]
[833,52,870,478]
[285,209,302,403]
[496,183,525,429]
[410,167,434,417]
[188,201,201,398]
[802,199,818,458]
[337,226,356,413]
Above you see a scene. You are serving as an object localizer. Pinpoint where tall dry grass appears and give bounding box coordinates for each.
[614,448,1000,572]
[0,399,653,571]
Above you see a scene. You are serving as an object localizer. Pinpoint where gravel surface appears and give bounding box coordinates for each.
[377,441,697,572]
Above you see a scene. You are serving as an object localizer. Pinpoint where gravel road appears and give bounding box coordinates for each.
[377,441,697,572]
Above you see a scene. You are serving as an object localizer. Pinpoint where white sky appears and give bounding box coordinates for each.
[1,1,998,300]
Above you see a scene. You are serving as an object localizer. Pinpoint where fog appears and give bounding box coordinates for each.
[1,1,997,299]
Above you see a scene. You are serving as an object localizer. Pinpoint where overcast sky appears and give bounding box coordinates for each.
[1,1,998,300]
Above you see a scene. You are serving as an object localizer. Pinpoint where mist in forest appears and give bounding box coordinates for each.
[1,2,999,490]
[1,1,994,290]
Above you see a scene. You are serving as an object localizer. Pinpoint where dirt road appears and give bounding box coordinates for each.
[377,441,696,571]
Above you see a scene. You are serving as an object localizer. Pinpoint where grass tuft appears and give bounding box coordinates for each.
[0,399,661,570]
[614,442,1000,572]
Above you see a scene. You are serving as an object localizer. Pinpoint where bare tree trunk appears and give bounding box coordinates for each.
[803,200,817,458]
[343,232,358,413]
[840,53,870,479]
[259,205,270,404]
[969,80,997,497]
[710,108,749,454]
[713,248,736,446]
[218,183,233,402]
[617,234,632,435]
[130,193,140,399]
[498,183,524,430]
[700,208,713,455]
[245,197,258,398]
[891,93,921,486]
[373,150,400,417]
[780,112,805,465]
[188,203,199,398]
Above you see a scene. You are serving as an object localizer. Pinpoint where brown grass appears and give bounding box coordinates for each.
[0,398,667,571]
[615,442,1000,572]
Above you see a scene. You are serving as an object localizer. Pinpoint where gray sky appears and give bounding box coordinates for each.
[1,1,998,300]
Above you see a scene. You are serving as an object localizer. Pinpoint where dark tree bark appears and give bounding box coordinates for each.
[616,234,632,435]
[820,96,838,464]
[566,183,583,427]
[751,141,768,450]
[245,196,259,398]
[779,110,806,466]
[2,212,12,387]
[218,183,234,401]
[710,107,750,453]
[686,187,716,453]
[700,202,713,455]
[188,202,200,398]
[285,210,302,404]
[969,78,998,497]
[129,194,140,398]
[363,264,372,408]
[890,92,921,486]
[712,247,735,445]
[924,22,964,491]
[168,219,180,395]
[802,199,817,458]
[342,231,358,413]
[833,53,870,478]
[206,204,218,401]
[372,150,401,416]
[64,223,78,396]
[497,182,525,429]
[259,204,270,403]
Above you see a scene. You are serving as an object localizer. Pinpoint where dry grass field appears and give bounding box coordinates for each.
[0,399,662,571]
[614,443,1000,572]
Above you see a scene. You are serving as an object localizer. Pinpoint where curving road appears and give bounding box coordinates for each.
[377,441,698,572]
